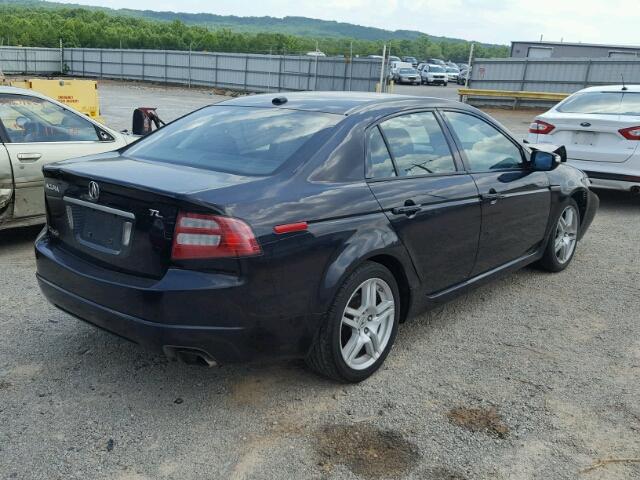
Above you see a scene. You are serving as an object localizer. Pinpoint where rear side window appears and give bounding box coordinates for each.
[557,92,640,115]
[379,112,456,177]
[126,106,339,175]
[443,111,523,171]
[366,127,396,178]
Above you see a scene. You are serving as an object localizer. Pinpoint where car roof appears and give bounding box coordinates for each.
[219,91,459,115]
[576,85,640,93]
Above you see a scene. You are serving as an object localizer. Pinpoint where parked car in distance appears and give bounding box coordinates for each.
[420,64,448,86]
[389,61,413,80]
[388,55,402,63]
[427,58,446,66]
[402,56,418,67]
[36,92,598,382]
[0,86,132,231]
[394,67,420,85]
[457,68,470,85]
[306,51,327,57]
[446,67,460,83]
[528,85,640,193]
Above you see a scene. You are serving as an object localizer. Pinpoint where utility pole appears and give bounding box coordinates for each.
[465,42,474,88]
[378,44,386,93]
[59,38,63,74]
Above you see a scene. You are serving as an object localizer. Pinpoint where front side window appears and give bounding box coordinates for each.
[557,92,640,115]
[0,94,99,143]
[379,112,456,177]
[126,106,339,176]
[443,111,523,171]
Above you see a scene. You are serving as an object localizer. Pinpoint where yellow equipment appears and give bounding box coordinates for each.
[6,78,104,123]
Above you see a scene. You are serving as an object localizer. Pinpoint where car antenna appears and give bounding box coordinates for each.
[621,74,628,91]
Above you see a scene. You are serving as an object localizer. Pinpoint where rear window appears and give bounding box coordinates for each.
[125,106,340,175]
[557,92,640,115]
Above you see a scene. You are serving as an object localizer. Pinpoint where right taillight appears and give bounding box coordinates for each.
[619,126,640,140]
[529,120,555,135]
[171,212,261,260]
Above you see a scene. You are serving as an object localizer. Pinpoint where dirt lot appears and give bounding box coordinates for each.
[0,81,639,480]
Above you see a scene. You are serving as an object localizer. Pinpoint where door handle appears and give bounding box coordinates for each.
[391,205,422,216]
[481,188,505,205]
[17,153,42,162]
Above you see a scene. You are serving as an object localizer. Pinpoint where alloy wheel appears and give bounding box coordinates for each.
[339,277,395,370]
[554,205,578,264]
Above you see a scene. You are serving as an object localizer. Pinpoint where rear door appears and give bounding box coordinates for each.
[441,110,551,275]
[366,110,481,294]
[0,93,126,219]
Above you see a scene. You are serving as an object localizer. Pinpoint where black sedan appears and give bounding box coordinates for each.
[36,92,598,382]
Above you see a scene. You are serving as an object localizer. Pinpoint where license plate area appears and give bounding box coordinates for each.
[64,196,135,256]
[573,131,596,146]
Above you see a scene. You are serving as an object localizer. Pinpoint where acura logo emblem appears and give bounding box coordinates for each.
[88,181,100,201]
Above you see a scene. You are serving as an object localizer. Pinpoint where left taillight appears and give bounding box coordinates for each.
[171,212,261,260]
[619,126,640,140]
[529,120,555,135]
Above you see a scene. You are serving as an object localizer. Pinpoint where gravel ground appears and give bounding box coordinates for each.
[1,82,639,480]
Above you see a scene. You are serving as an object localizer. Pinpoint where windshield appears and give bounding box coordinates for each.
[557,92,640,115]
[399,68,416,74]
[430,66,445,73]
[126,106,340,175]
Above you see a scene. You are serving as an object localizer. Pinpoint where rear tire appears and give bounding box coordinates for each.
[538,199,580,272]
[306,262,400,383]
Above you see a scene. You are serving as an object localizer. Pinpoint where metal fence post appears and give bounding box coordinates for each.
[164,50,168,84]
[121,49,124,80]
[583,60,593,88]
[141,51,145,82]
[99,49,103,78]
[278,55,283,92]
[214,54,219,87]
[188,47,192,88]
[82,49,85,77]
[24,48,27,74]
[243,55,249,92]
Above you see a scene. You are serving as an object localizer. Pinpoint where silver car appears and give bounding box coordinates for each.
[0,87,132,230]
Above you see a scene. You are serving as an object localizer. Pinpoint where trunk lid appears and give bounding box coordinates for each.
[537,112,640,163]
[43,153,258,278]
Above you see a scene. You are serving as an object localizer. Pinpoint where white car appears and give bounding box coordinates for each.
[528,85,640,193]
[445,67,460,83]
[419,64,448,86]
[0,86,133,230]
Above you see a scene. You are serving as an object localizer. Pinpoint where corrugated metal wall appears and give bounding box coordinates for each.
[470,58,640,93]
[467,57,640,107]
[0,47,61,74]
[1,46,382,92]
[60,48,381,92]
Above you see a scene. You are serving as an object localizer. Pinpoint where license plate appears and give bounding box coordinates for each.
[573,131,596,146]
[79,209,124,252]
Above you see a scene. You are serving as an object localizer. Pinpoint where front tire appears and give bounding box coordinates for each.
[306,262,400,383]
[538,200,580,272]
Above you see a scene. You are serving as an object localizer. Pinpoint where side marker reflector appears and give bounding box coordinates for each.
[273,222,308,234]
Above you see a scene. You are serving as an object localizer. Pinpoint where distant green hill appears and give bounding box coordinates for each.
[0,0,509,61]
[0,0,502,47]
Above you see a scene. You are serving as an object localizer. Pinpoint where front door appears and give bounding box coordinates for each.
[0,93,123,219]
[366,111,481,294]
[441,110,551,274]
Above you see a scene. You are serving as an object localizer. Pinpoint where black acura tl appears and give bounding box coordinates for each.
[35,92,598,382]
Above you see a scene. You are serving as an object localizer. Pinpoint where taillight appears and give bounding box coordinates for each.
[171,212,261,260]
[529,120,555,135]
[619,126,640,140]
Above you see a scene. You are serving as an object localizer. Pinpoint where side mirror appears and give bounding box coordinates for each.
[530,150,560,171]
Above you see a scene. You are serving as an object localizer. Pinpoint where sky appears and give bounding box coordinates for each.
[54,0,638,46]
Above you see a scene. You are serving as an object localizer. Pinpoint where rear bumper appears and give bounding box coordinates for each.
[35,234,320,363]
[566,159,640,192]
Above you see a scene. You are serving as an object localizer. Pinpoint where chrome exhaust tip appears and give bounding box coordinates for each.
[163,346,219,367]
